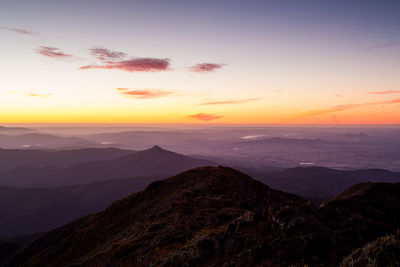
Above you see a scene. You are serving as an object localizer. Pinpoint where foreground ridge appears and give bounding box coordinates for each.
[6,167,400,266]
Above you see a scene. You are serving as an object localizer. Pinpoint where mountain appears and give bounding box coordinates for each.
[321,181,400,223]
[0,148,135,186]
[251,166,400,199]
[0,126,34,135]
[240,136,329,146]
[0,133,94,149]
[0,176,155,239]
[6,167,400,266]
[0,147,215,237]
[0,147,133,172]
[39,145,216,187]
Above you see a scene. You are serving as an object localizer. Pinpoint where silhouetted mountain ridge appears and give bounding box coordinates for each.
[252,166,400,199]
[41,145,216,186]
[7,167,400,266]
[0,147,134,172]
[0,126,33,134]
[0,148,136,187]
[0,176,157,239]
[0,133,95,149]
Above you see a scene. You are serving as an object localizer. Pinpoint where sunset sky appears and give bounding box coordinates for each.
[1,0,400,124]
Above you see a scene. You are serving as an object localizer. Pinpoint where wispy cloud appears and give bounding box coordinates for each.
[368,90,400,95]
[188,113,223,121]
[296,98,400,119]
[366,41,400,50]
[80,58,170,72]
[1,90,52,98]
[199,97,263,105]
[27,93,52,98]
[117,88,173,99]
[1,26,36,35]
[90,47,127,63]
[335,94,344,97]
[190,63,224,73]
[36,46,72,58]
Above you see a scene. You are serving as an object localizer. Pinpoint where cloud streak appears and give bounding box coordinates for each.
[117,88,173,99]
[1,90,52,98]
[199,98,263,105]
[366,41,400,50]
[190,63,224,73]
[368,90,400,95]
[80,58,170,72]
[27,93,52,98]
[188,113,223,121]
[296,98,400,119]
[1,26,36,35]
[36,46,72,58]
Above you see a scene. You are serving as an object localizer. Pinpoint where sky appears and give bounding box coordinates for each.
[1,0,400,124]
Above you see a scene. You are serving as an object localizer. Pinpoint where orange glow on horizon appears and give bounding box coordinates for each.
[1,107,399,125]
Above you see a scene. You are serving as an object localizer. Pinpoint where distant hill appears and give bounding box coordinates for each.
[0,176,156,239]
[0,147,134,170]
[251,166,400,199]
[0,133,95,149]
[6,167,400,266]
[0,126,34,135]
[240,136,329,146]
[34,145,216,187]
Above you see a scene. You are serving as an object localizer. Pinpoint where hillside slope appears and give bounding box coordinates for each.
[340,230,400,267]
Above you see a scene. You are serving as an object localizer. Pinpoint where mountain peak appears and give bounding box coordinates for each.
[146,166,267,193]
[150,145,163,150]
[138,145,167,154]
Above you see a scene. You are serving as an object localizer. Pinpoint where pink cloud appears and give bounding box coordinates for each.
[199,98,263,105]
[368,90,400,95]
[36,46,72,58]
[90,47,127,63]
[80,58,170,72]
[188,113,223,121]
[335,94,344,97]
[190,63,224,73]
[117,88,173,99]
[1,26,36,35]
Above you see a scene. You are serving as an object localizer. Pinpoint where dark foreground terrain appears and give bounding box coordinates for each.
[2,166,400,266]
